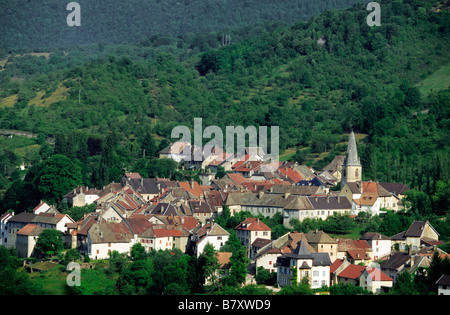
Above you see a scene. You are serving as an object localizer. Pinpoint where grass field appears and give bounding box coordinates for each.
[416,64,450,96]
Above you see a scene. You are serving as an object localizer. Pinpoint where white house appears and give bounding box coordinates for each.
[360,232,391,260]
[15,224,44,258]
[436,275,450,295]
[193,223,230,257]
[276,240,331,289]
[235,217,271,249]
[359,267,393,294]
[87,222,136,259]
[138,226,181,252]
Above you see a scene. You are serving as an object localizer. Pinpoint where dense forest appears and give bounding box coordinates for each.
[0,0,448,217]
[0,0,369,49]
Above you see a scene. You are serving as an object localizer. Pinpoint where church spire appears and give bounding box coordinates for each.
[344,131,360,166]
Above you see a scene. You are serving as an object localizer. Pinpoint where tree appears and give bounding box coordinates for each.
[35,229,64,257]
[28,154,82,204]
[199,243,220,288]
[0,246,43,295]
[117,259,154,295]
[130,243,147,261]
[389,270,419,295]
[228,246,249,286]
[277,277,314,295]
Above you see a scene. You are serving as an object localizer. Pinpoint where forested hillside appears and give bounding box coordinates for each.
[0,0,368,49]
[0,0,448,215]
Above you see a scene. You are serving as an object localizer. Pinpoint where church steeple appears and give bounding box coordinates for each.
[342,131,362,186]
[345,131,360,166]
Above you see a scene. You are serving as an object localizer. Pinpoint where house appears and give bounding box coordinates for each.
[276,240,332,289]
[306,230,338,263]
[87,222,135,259]
[337,238,372,265]
[63,186,101,207]
[322,155,345,183]
[330,258,351,286]
[158,141,191,162]
[390,220,441,251]
[232,160,265,178]
[360,267,393,294]
[192,223,230,257]
[380,250,432,283]
[0,211,13,246]
[436,275,450,295]
[121,175,162,202]
[277,166,303,184]
[184,200,213,224]
[235,217,271,250]
[336,264,366,287]
[178,180,204,199]
[203,190,228,216]
[334,262,393,293]
[15,224,44,258]
[294,195,351,223]
[6,212,74,250]
[377,182,410,211]
[254,232,313,273]
[207,152,237,172]
[360,232,391,260]
[215,252,232,282]
[138,225,181,252]
[32,200,59,214]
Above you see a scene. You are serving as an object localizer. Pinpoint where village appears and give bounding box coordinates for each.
[1,132,449,295]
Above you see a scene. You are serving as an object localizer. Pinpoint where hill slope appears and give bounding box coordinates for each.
[0,0,448,197]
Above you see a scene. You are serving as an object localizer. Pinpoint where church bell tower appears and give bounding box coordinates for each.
[342,131,362,186]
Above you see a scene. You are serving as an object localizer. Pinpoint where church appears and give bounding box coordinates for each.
[340,131,410,216]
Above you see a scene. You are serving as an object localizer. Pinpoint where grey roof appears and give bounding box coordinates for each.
[311,253,332,266]
[270,185,322,196]
[88,222,133,244]
[127,178,161,195]
[380,252,411,271]
[360,232,390,241]
[306,230,338,244]
[307,195,351,210]
[436,274,450,286]
[225,191,312,210]
[343,131,360,166]
[8,212,36,223]
[378,182,410,196]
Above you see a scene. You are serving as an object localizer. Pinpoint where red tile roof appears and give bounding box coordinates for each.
[235,217,271,231]
[365,267,393,281]
[338,264,366,280]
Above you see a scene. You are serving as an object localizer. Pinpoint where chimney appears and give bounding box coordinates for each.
[284,192,291,199]
[338,195,341,203]
[190,180,194,190]
[327,196,330,203]
[259,191,265,199]
[141,177,143,186]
